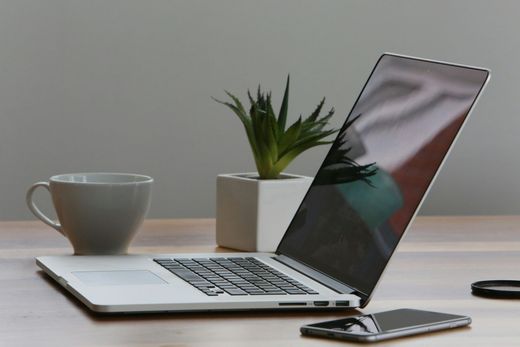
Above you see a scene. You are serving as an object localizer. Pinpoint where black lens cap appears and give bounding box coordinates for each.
[471,280,520,299]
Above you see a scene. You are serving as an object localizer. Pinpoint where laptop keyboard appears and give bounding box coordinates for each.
[153,257,319,296]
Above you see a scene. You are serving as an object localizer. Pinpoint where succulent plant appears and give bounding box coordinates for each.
[213,75,337,179]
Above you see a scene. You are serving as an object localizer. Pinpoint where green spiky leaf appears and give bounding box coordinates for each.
[277,75,290,132]
[213,75,338,179]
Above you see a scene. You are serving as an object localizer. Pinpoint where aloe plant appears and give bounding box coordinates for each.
[213,76,337,179]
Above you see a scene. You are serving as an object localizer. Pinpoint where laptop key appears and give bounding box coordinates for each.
[223,288,247,295]
[211,280,230,285]
[242,290,262,294]
[169,270,204,282]
[218,283,238,287]
[153,258,173,263]
[189,281,213,286]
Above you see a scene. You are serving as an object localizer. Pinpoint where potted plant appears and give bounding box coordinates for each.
[213,76,337,251]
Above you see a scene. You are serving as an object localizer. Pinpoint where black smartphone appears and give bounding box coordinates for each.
[300,308,471,343]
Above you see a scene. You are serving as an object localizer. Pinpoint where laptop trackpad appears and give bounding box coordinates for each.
[73,270,166,286]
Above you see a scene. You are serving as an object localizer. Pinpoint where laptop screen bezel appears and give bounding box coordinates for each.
[275,53,490,307]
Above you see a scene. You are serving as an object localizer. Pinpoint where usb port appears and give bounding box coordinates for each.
[313,301,329,307]
[335,301,350,307]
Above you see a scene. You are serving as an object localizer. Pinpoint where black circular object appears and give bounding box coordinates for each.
[471,280,520,299]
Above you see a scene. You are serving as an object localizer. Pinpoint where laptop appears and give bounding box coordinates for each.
[36,54,490,313]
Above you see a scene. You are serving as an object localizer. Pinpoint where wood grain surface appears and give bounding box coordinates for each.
[0,216,519,346]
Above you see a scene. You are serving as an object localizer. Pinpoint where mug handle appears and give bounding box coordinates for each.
[26,182,65,236]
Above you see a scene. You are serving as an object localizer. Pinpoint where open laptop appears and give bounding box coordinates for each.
[36,54,490,313]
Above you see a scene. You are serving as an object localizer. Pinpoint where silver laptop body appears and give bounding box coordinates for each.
[36,53,490,313]
[37,253,359,313]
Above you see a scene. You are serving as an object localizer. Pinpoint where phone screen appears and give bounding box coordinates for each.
[306,309,468,336]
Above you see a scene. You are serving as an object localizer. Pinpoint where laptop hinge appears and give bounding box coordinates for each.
[274,255,356,295]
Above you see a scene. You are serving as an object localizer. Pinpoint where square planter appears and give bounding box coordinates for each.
[216,173,313,252]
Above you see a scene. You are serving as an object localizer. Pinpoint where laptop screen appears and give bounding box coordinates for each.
[277,54,489,300]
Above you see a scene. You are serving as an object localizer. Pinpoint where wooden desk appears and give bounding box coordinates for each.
[0,216,519,346]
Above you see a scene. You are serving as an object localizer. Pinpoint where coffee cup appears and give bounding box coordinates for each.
[26,173,153,255]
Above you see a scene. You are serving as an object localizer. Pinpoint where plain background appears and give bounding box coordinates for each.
[1,0,517,220]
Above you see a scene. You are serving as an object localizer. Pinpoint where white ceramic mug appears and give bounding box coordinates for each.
[26,173,153,255]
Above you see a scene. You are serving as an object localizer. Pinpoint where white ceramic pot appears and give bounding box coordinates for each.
[216,173,313,252]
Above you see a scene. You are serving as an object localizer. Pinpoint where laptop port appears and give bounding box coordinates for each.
[335,301,350,307]
[279,302,307,306]
[313,301,329,307]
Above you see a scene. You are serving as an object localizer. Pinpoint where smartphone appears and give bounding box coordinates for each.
[300,308,471,343]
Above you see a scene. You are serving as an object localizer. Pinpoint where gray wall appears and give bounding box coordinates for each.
[1,0,518,220]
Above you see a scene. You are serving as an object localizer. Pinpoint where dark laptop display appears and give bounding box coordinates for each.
[277,54,489,301]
